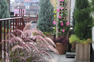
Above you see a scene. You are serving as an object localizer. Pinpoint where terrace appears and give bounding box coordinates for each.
[0,0,93,62]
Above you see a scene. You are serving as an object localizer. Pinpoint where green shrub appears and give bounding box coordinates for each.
[37,0,54,32]
[74,0,92,40]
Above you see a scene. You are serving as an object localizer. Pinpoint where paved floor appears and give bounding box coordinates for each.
[49,52,75,62]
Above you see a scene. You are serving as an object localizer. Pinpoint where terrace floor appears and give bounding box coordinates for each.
[49,52,75,62]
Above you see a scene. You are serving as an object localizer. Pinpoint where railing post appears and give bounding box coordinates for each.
[37,14,38,21]
[19,9,20,16]
[21,9,22,17]
[0,21,2,59]
[23,10,24,17]
[15,14,18,29]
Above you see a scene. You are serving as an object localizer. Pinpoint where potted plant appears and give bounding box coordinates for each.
[71,0,93,61]
[53,36,69,54]
[69,35,92,62]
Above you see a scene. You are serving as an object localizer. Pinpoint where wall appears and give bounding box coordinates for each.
[50,0,56,7]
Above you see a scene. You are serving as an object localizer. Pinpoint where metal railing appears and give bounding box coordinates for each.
[0,17,26,60]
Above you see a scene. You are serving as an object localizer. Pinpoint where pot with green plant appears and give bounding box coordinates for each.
[69,35,92,62]
[73,0,93,61]
[53,0,70,54]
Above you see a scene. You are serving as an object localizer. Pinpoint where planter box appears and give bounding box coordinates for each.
[75,43,90,62]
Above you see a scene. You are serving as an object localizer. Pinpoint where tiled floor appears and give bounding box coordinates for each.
[49,52,75,62]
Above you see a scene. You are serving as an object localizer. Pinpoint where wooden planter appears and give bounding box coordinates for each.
[55,43,66,54]
[75,43,90,62]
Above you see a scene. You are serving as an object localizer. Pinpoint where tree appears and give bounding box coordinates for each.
[0,0,10,28]
[0,0,9,58]
[0,0,9,18]
[74,0,92,40]
[37,0,54,32]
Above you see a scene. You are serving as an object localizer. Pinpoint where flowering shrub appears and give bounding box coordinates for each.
[1,22,59,62]
[53,0,70,37]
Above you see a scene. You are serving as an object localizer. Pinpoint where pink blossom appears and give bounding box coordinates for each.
[61,0,64,2]
[57,9,60,12]
[60,7,63,10]
[61,21,63,26]
[66,22,69,25]
[59,0,64,2]
[58,15,61,19]
[62,29,65,32]
[53,21,56,24]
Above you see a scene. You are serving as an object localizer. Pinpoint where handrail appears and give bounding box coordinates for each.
[0,17,22,21]
[0,17,25,60]
[0,12,31,60]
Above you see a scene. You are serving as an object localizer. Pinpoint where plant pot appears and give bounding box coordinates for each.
[55,43,66,54]
[75,43,90,62]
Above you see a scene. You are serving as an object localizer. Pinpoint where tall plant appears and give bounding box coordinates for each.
[0,0,10,28]
[0,0,9,18]
[74,0,92,40]
[37,0,54,32]
[53,0,70,37]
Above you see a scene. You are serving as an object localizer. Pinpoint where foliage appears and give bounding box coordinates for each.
[1,22,59,62]
[53,0,57,35]
[43,32,53,37]
[71,9,76,34]
[58,0,70,37]
[2,28,10,33]
[53,0,70,37]
[37,0,54,32]
[0,0,10,28]
[53,36,69,45]
[91,0,94,11]
[69,35,79,44]
[69,35,92,45]
[74,0,93,40]
[0,0,9,18]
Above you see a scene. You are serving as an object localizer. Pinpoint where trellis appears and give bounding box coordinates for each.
[56,0,71,38]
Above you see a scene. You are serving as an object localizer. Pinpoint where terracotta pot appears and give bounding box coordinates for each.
[55,43,66,54]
